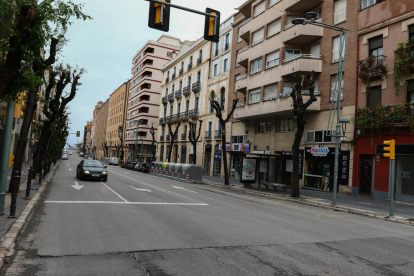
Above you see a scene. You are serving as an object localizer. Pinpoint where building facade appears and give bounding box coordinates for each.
[354,0,414,203]
[125,35,182,162]
[91,101,103,158]
[94,99,109,160]
[156,38,211,166]
[107,81,129,158]
[228,0,358,193]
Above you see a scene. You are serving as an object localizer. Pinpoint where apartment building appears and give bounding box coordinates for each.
[156,37,211,166]
[91,101,103,158]
[205,16,234,176]
[83,121,92,151]
[107,81,129,158]
[228,0,358,193]
[354,0,414,203]
[125,35,182,162]
[94,99,109,160]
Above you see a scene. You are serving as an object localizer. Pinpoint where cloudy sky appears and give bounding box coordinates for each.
[63,0,246,146]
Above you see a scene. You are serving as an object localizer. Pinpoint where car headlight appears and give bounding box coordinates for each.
[84,170,91,174]
[102,171,107,174]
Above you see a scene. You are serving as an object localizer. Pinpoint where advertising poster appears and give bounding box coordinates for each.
[322,164,331,191]
[242,158,256,181]
[260,161,267,173]
[286,160,293,172]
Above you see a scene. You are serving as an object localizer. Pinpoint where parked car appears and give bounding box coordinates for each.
[83,155,90,159]
[69,151,72,155]
[62,154,68,160]
[76,160,108,181]
[79,152,85,157]
[109,157,118,165]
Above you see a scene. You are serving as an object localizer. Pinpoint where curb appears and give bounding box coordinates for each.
[203,180,414,227]
[0,161,61,269]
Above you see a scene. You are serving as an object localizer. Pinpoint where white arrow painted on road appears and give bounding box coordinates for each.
[71,182,84,190]
[130,186,151,193]
[172,186,197,193]
[68,168,73,171]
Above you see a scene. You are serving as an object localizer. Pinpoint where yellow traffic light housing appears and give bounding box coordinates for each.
[8,155,14,167]
[76,131,80,137]
[148,0,170,32]
[204,8,220,43]
[383,139,395,160]
[14,92,26,119]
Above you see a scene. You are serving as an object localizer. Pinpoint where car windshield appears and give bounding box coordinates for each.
[83,161,103,168]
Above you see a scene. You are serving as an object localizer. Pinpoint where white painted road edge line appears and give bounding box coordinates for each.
[130,186,151,193]
[44,201,208,205]
[101,182,128,202]
[172,185,197,193]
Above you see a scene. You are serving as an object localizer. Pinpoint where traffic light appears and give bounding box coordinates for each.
[14,92,25,118]
[383,139,395,160]
[76,131,80,137]
[148,0,171,32]
[204,8,220,43]
[8,155,14,167]
[118,125,123,133]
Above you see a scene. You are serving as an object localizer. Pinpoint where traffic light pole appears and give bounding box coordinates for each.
[0,99,16,215]
[389,159,395,217]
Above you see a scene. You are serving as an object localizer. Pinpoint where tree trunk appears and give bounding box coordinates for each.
[291,116,305,198]
[191,142,197,164]
[221,123,230,185]
[33,125,52,175]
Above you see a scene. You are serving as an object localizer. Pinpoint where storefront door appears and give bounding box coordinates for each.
[359,156,373,195]
[213,144,222,176]
[396,156,414,203]
[204,144,212,174]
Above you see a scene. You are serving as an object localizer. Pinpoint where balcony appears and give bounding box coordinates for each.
[162,96,167,104]
[192,81,201,92]
[283,23,323,44]
[205,131,212,140]
[159,136,164,142]
[165,115,173,124]
[235,74,248,93]
[171,73,176,80]
[239,18,251,42]
[183,86,191,96]
[188,63,193,71]
[358,55,387,82]
[170,114,178,123]
[237,46,249,68]
[168,94,174,102]
[175,90,182,98]
[180,111,189,121]
[281,54,322,78]
[234,96,320,120]
[159,118,166,125]
[197,57,202,66]
[214,130,222,139]
[166,135,170,141]
[285,0,324,12]
[179,68,183,76]
[189,109,199,119]
[165,77,169,84]
[181,133,187,141]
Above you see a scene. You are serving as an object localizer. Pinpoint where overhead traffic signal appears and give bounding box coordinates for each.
[14,92,26,119]
[8,155,14,167]
[76,131,80,137]
[118,125,123,133]
[383,139,395,160]
[148,0,170,32]
[204,8,220,43]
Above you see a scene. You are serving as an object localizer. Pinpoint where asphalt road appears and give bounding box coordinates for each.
[1,155,414,276]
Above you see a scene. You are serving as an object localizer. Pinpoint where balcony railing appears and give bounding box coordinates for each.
[165,115,173,124]
[189,109,199,119]
[159,118,166,125]
[333,8,346,25]
[179,68,183,76]
[166,135,170,141]
[197,57,202,66]
[205,131,212,140]
[178,112,189,121]
[358,55,387,82]
[183,86,191,96]
[171,73,176,80]
[175,90,182,98]
[181,133,187,141]
[165,77,169,84]
[192,81,201,92]
[168,94,174,102]
[162,96,167,104]
[159,136,164,142]
[236,74,248,81]
[237,45,249,54]
[188,63,193,71]
[356,104,414,131]
[214,130,222,139]
[283,54,322,64]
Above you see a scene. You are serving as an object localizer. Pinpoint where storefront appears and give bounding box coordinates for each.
[304,146,350,192]
[274,151,304,185]
[213,144,222,176]
[226,143,250,179]
[204,144,212,174]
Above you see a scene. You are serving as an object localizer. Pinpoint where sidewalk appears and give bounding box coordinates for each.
[203,176,414,221]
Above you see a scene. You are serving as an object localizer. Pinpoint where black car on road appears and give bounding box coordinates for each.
[76,160,108,181]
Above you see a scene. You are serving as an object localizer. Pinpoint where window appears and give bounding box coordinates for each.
[409,25,414,40]
[334,0,347,24]
[286,15,297,28]
[166,88,168,96]
[190,56,193,64]
[330,73,344,101]
[306,131,332,143]
[223,59,228,72]
[360,0,384,10]
[278,119,295,132]
[252,28,264,46]
[332,36,345,63]
[253,1,265,17]
[181,62,184,70]
[172,85,175,93]
[231,135,247,143]
[267,19,281,37]
[213,64,218,77]
[195,97,199,110]
[177,103,181,113]
[285,49,301,61]
[179,81,182,91]
[221,88,225,109]
[369,36,383,66]
[256,121,271,133]
[283,82,293,94]
[269,0,281,7]
[264,83,278,99]
[249,88,261,104]
[199,50,202,58]
[407,80,414,115]
[237,28,243,43]
[251,59,262,74]
[367,85,382,109]
[188,76,191,86]
[266,51,280,69]
[225,33,230,49]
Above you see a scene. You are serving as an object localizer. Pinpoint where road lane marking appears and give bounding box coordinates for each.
[293,205,299,209]
[71,182,84,190]
[101,182,128,202]
[172,185,197,193]
[124,172,131,174]
[44,201,208,205]
[130,186,151,193]
[68,168,73,171]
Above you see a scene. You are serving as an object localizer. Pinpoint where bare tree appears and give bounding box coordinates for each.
[210,95,239,185]
[166,122,181,162]
[150,125,156,161]
[102,140,111,158]
[290,71,317,197]
[188,120,203,164]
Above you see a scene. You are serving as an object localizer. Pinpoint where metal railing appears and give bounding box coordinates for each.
[168,94,174,101]
[189,109,199,118]
[192,81,201,92]
[159,118,166,125]
[175,90,182,98]
[179,68,183,76]
[236,74,248,81]
[239,18,251,28]
[166,135,170,141]
[183,86,191,96]
[165,77,169,84]
[237,45,249,54]
[188,63,193,71]
[159,136,164,142]
[214,130,222,139]
[265,59,280,69]
[205,131,212,139]
[283,54,322,64]
[162,96,167,104]
[171,73,176,80]
[197,57,202,65]
[181,133,187,140]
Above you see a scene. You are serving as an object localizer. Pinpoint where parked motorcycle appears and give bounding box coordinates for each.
[142,163,151,173]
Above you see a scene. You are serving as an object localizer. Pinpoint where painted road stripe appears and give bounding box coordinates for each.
[101,182,128,202]
[44,201,208,205]
[130,186,151,193]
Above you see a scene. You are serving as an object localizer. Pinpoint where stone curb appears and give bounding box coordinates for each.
[0,161,61,269]
[203,181,413,227]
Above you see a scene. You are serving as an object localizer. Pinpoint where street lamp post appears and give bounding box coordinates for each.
[292,13,350,205]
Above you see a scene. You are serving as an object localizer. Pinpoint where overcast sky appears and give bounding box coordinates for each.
[63,0,246,146]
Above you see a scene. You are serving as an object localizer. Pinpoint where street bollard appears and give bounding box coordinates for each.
[25,167,34,200]
[9,171,20,218]
[39,162,43,184]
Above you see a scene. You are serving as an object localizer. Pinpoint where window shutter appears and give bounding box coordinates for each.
[254,1,265,16]
[310,44,321,56]
[306,131,315,143]
[334,0,347,13]
[252,28,264,43]
[266,51,279,64]
[369,36,383,50]
[287,16,296,26]
[264,83,278,99]
[268,19,281,36]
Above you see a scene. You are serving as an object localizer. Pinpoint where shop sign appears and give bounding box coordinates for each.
[253,150,270,154]
[214,154,222,160]
[242,158,256,181]
[309,146,330,157]
[223,143,250,152]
